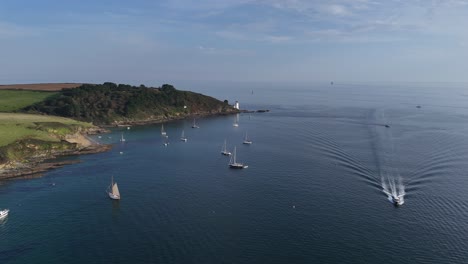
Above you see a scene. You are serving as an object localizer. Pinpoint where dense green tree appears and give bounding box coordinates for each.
[24,83,237,124]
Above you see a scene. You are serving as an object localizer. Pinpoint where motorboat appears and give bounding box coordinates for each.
[392,195,402,206]
[0,209,9,220]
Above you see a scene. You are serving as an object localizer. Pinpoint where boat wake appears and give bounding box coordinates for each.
[368,108,406,206]
[382,176,405,206]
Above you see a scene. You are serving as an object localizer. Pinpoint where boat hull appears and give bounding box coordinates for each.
[108,193,120,200]
[229,164,248,169]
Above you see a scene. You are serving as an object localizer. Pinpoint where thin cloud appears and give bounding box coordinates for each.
[0,22,40,39]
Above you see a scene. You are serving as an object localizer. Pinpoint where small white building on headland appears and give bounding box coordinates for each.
[234,101,240,109]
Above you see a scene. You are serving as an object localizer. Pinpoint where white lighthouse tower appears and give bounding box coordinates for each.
[234,101,240,110]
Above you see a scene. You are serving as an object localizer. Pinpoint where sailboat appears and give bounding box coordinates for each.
[120,133,126,142]
[243,132,252,145]
[180,130,187,142]
[221,139,231,156]
[192,118,199,128]
[0,209,9,220]
[161,124,166,136]
[233,114,239,127]
[107,176,121,200]
[229,146,248,169]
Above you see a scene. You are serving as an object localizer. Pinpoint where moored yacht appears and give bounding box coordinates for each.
[228,147,248,169]
[243,132,252,145]
[192,118,200,128]
[180,130,187,142]
[221,139,231,156]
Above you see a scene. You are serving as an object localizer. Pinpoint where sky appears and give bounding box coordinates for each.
[1,0,468,85]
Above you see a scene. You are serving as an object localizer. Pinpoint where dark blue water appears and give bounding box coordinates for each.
[2,83,468,263]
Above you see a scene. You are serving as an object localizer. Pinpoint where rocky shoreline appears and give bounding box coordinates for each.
[0,143,111,180]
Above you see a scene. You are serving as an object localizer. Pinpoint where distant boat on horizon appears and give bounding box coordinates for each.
[180,130,187,142]
[0,209,9,220]
[107,176,121,200]
[192,118,200,128]
[221,139,231,156]
[229,146,248,169]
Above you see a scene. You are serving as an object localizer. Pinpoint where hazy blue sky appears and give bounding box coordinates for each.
[1,0,468,85]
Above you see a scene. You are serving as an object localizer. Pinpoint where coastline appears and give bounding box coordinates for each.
[0,142,111,181]
[0,109,269,181]
[106,109,269,127]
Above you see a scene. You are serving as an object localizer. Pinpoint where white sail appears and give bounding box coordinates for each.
[229,147,236,165]
[161,124,166,135]
[233,147,237,163]
[112,183,120,197]
[108,176,121,199]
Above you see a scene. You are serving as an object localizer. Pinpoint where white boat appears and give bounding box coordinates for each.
[233,114,239,127]
[163,136,169,146]
[120,133,126,142]
[392,195,402,206]
[221,139,231,156]
[229,146,248,169]
[192,118,199,128]
[107,176,121,200]
[0,209,9,220]
[161,124,166,136]
[243,132,252,145]
[180,130,187,142]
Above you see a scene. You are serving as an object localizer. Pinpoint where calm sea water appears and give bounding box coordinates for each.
[2,82,468,263]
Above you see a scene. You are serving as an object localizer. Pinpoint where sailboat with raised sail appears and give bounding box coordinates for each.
[120,133,126,142]
[243,132,252,145]
[221,139,231,156]
[192,118,199,128]
[180,130,187,142]
[107,176,121,200]
[161,124,166,136]
[229,146,248,169]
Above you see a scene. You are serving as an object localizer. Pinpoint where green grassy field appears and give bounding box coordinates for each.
[0,90,57,112]
[0,113,92,147]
